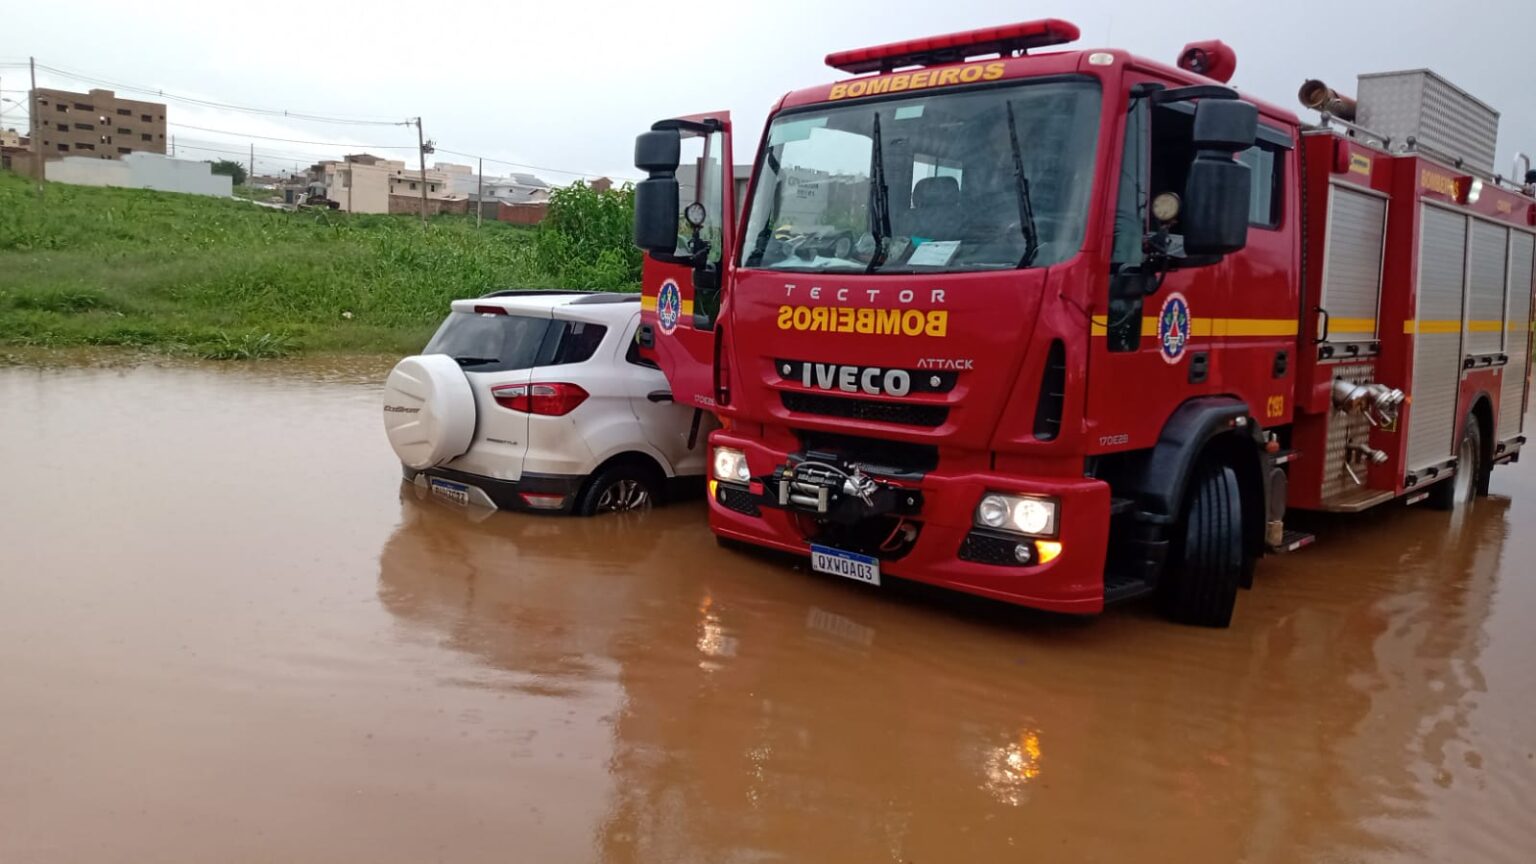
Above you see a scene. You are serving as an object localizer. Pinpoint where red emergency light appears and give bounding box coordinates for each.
[825,18,1081,75]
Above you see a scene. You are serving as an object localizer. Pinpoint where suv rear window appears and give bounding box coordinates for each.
[424,311,607,372]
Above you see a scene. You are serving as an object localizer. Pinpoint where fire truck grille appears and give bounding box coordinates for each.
[716,484,761,516]
[781,392,948,428]
[958,531,1035,567]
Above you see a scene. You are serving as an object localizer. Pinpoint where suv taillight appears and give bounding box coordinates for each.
[491,382,589,416]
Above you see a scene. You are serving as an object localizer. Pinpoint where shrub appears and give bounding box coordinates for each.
[533,181,641,291]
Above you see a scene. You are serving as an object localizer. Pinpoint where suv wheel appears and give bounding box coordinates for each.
[577,463,659,516]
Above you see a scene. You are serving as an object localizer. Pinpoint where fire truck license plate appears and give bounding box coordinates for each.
[810,545,881,586]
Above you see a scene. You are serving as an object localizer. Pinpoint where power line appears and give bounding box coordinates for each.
[32,61,410,127]
[174,138,339,163]
[14,58,636,184]
[436,146,636,181]
[167,121,415,150]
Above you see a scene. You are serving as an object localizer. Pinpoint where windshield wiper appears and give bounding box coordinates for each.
[453,357,502,367]
[746,149,783,267]
[1005,101,1041,267]
[865,112,892,273]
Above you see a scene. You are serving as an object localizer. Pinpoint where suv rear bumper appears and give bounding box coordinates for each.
[402,465,586,513]
[705,431,1113,614]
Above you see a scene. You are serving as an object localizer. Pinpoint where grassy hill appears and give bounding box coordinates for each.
[0,171,619,358]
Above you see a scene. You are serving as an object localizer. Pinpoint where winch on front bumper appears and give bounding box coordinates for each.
[766,452,924,524]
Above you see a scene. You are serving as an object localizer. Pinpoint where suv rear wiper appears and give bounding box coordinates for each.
[453,357,502,367]
[1005,101,1041,267]
[865,112,892,273]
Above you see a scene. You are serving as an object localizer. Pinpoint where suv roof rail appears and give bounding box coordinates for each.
[479,289,593,299]
[567,293,642,305]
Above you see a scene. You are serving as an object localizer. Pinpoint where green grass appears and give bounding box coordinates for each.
[0,170,595,359]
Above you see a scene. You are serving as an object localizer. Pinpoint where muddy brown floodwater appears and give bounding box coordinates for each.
[2,362,1535,863]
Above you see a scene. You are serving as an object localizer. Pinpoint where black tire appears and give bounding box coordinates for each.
[1162,462,1243,628]
[1427,413,1482,511]
[575,462,661,516]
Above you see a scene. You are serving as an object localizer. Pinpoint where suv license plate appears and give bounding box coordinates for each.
[810,544,881,586]
[428,477,471,506]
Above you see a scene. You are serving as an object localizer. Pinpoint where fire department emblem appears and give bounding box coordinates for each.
[1158,292,1191,364]
[657,279,682,335]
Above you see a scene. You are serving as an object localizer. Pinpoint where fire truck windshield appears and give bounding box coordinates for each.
[741,77,1102,274]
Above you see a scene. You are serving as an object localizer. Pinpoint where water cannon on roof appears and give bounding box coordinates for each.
[825,19,1080,75]
[1298,79,1358,121]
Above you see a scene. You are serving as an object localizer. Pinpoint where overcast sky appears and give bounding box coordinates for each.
[3,0,1533,182]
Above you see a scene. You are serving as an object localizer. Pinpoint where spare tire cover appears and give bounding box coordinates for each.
[383,354,476,470]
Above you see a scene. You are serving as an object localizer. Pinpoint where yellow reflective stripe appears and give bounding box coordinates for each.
[1209,318,1301,337]
[1327,317,1377,334]
[1403,320,1506,334]
[638,295,694,315]
[1088,317,1298,337]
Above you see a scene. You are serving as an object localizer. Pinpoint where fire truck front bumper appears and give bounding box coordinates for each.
[705,433,1114,615]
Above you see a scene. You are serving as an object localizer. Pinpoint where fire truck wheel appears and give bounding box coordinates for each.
[1428,413,1482,512]
[1162,461,1243,628]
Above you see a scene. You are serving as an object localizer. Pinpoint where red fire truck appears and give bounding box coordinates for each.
[629,19,1536,626]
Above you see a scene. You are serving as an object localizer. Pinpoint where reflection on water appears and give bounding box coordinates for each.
[377,479,1531,863]
[2,365,1534,863]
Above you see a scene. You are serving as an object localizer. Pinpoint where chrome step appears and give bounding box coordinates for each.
[1269,529,1316,554]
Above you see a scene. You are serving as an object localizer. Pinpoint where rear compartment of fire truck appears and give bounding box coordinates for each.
[1290,72,1531,519]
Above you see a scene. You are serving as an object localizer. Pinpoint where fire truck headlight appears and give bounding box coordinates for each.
[977,494,1012,529]
[976,493,1058,537]
[712,447,750,484]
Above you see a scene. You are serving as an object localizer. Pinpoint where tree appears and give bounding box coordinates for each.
[209,159,248,186]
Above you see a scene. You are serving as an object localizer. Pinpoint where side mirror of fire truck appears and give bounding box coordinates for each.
[1182,98,1259,256]
[634,129,683,255]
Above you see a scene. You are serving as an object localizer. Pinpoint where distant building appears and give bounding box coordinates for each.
[1,129,32,175]
[306,153,468,214]
[480,171,552,205]
[29,88,167,161]
[44,151,231,197]
[678,163,754,217]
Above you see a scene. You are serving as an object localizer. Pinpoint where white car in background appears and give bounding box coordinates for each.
[383,290,712,515]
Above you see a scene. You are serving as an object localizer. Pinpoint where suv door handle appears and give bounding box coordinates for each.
[646,390,674,403]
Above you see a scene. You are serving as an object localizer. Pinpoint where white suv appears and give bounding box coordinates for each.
[383,291,712,515]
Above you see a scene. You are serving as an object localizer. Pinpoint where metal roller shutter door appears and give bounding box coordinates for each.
[1466,220,1508,355]
[1502,231,1534,440]
[1407,204,1467,473]
[1320,187,1387,341]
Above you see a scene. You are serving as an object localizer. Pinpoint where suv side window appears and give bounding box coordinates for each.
[548,321,607,365]
[625,335,660,369]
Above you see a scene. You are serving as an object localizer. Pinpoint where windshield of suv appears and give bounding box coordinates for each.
[741,78,1102,274]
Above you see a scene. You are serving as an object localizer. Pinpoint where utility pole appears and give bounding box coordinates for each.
[249,142,255,185]
[476,156,483,228]
[414,117,429,228]
[170,135,175,157]
[29,57,43,194]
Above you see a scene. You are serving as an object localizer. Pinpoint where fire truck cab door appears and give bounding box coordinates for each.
[639,112,736,414]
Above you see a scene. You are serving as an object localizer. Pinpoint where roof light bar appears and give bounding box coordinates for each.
[826,19,1080,75]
